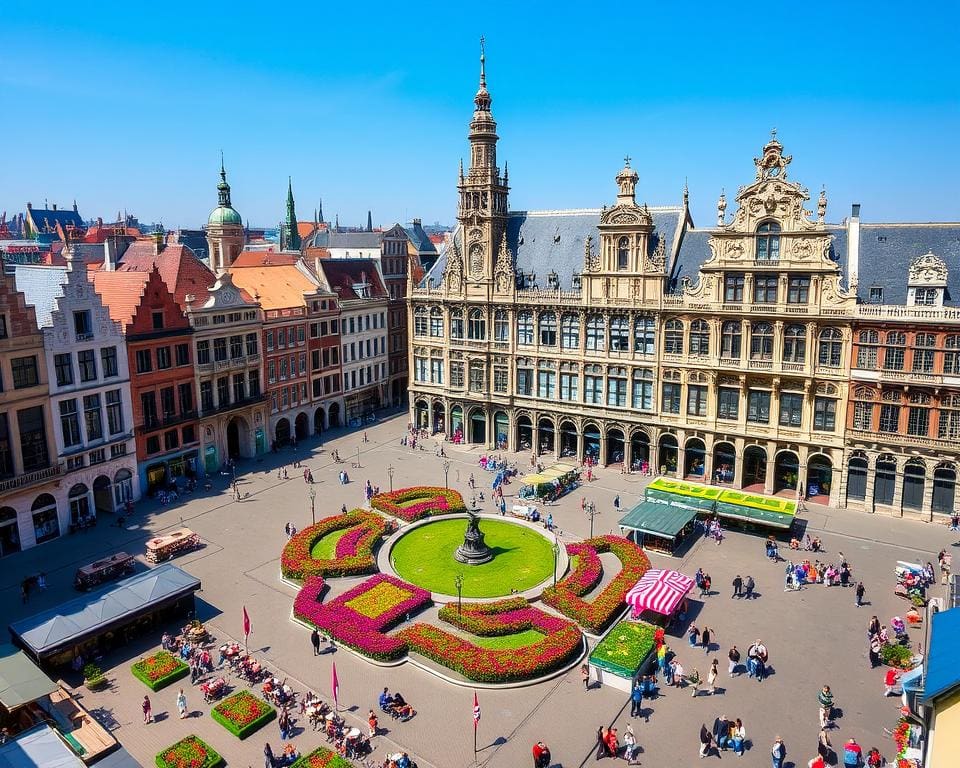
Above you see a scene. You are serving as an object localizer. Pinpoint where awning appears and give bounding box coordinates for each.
[645,487,717,512]
[922,608,960,703]
[10,564,200,660]
[0,644,58,709]
[901,664,924,693]
[0,725,86,768]
[618,501,696,539]
[626,569,694,616]
[521,462,579,486]
[715,501,794,530]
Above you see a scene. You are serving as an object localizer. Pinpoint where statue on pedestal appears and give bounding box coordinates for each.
[455,511,494,565]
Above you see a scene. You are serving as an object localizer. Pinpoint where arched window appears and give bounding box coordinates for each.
[818,327,842,367]
[689,319,709,356]
[750,322,773,360]
[561,314,579,349]
[468,309,486,340]
[633,316,655,354]
[664,319,684,355]
[450,308,464,339]
[413,307,427,336]
[429,306,443,337]
[617,236,629,270]
[493,310,508,342]
[912,332,936,373]
[907,391,931,437]
[516,311,533,345]
[857,329,880,368]
[609,315,629,351]
[883,331,906,371]
[939,393,960,440]
[721,321,742,359]
[586,314,606,351]
[782,324,806,363]
[539,312,557,346]
[756,221,781,261]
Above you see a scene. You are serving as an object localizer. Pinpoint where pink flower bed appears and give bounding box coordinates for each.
[293,574,432,661]
[370,486,466,522]
[562,543,603,596]
[281,510,389,580]
[541,535,651,634]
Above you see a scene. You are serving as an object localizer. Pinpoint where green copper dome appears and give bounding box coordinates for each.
[208,205,242,226]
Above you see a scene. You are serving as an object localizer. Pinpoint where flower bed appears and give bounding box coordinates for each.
[541,535,650,634]
[281,510,388,580]
[559,543,603,596]
[400,598,582,683]
[589,620,657,678]
[156,735,223,768]
[210,690,276,739]
[290,746,355,768]
[294,574,432,661]
[370,486,466,522]
[132,650,189,692]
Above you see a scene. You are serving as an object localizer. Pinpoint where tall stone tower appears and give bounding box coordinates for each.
[456,39,510,293]
[281,177,301,252]
[206,158,244,271]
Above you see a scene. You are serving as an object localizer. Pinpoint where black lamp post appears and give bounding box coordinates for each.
[454,573,464,616]
[552,535,560,587]
[308,487,316,526]
[387,464,394,493]
[443,460,451,489]
[586,500,598,539]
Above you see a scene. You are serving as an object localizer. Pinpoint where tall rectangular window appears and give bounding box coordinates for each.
[78,350,97,382]
[214,338,227,361]
[200,381,213,411]
[248,371,260,398]
[60,399,82,447]
[778,392,803,427]
[879,404,900,433]
[106,390,123,434]
[17,406,49,471]
[717,388,739,420]
[160,387,175,420]
[747,390,770,423]
[606,375,627,407]
[246,333,258,356]
[141,392,158,426]
[11,356,39,389]
[101,346,118,377]
[560,371,579,402]
[230,335,244,358]
[135,349,153,373]
[787,276,810,304]
[631,370,652,410]
[197,341,210,365]
[687,385,707,417]
[179,383,194,414]
[217,377,230,407]
[156,346,172,370]
[813,397,836,431]
[661,383,681,414]
[175,343,190,366]
[83,394,103,440]
[55,353,73,386]
[584,374,603,404]
[724,273,744,302]
[753,275,777,304]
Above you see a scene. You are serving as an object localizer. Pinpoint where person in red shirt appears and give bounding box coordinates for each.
[884,668,901,696]
[843,738,863,767]
[532,741,550,768]
[606,727,620,757]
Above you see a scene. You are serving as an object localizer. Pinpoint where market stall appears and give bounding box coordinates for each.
[618,501,697,555]
[517,462,580,502]
[74,552,135,591]
[145,528,201,563]
[625,568,695,625]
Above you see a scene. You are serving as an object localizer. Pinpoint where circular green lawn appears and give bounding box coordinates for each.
[390,518,555,598]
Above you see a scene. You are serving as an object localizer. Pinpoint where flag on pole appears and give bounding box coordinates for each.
[242,606,251,640]
[473,690,480,729]
[332,662,340,708]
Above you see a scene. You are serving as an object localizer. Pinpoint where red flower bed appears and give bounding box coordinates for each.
[132,650,188,691]
[562,543,604,596]
[400,599,582,683]
[211,690,276,739]
[370,486,465,522]
[293,574,432,661]
[289,746,354,768]
[541,535,650,634]
[281,510,388,580]
[156,735,223,768]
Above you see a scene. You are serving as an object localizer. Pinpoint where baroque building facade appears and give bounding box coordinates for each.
[408,52,960,518]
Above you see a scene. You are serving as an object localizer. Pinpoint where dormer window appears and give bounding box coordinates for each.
[617,237,629,270]
[756,221,781,262]
[914,288,939,306]
[869,286,883,304]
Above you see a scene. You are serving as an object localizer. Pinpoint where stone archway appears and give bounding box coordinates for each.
[328,402,341,428]
[469,407,487,445]
[228,415,251,458]
[559,420,578,459]
[275,418,291,447]
[314,406,325,435]
[684,438,706,479]
[629,430,650,472]
[295,412,309,442]
[806,454,834,503]
[538,417,555,455]
[742,445,767,491]
[606,428,625,467]
[432,401,446,435]
[414,399,429,430]
[713,442,736,485]
[516,414,533,451]
[93,475,114,516]
[773,450,800,495]
[658,434,678,476]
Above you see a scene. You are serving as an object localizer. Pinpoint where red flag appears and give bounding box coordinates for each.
[332,662,340,707]
[473,690,480,729]
[242,606,251,638]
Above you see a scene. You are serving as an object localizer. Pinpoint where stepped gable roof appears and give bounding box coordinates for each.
[116,241,214,310]
[12,265,68,327]
[89,270,152,329]
[316,258,387,301]
[229,263,318,309]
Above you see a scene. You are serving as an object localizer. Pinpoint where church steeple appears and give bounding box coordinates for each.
[282,177,301,251]
[217,153,232,208]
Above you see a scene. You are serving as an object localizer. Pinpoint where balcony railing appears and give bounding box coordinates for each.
[137,410,199,435]
[0,462,65,494]
[200,392,268,418]
[196,354,261,374]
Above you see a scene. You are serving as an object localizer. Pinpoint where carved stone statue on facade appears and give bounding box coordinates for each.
[717,190,727,226]
[817,187,827,224]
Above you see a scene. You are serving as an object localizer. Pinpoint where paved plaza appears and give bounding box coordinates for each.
[0,412,953,768]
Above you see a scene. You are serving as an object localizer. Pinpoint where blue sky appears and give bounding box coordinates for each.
[2,1,957,229]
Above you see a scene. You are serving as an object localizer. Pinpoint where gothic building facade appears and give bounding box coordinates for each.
[407,52,960,519]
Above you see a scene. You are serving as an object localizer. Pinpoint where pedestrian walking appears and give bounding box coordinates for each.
[264,742,275,768]
[533,740,551,768]
[818,729,835,765]
[707,658,719,694]
[745,575,756,600]
[732,574,743,598]
[614,494,621,511]
[702,626,712,653]
[311,628,321,655]
[688,624,700,647]
[367,709,378,738]
[142,695,152,723]
[771,736,787,768]
[581,663,591,690]
[699,723,714,758]
[176,688,187,719]
[596,726,607,759]
[728,645,741,676]
[630,678,643,717]
[855,581,865,607]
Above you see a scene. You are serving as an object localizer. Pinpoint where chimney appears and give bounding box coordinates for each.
[52,203,57,211]
[851,203,861,218]
[26,202,32,210]
[847,203,861,292]
[103,239,117,271]
[97,217,103,227]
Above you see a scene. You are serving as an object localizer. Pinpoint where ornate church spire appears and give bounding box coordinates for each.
[217,153,232,208]
[283,177,301,251]
[474,36,491,112]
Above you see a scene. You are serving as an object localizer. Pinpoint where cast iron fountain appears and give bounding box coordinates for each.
[454,509,494,565]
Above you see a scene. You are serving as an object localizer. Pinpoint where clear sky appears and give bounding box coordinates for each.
[2,1,957,230]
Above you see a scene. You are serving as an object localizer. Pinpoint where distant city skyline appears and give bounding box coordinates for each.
[2,1,957,230]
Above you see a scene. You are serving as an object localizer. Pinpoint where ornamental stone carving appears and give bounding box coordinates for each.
[908,252,948,286]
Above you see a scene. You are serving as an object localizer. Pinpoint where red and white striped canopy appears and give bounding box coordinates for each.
[625,569,694,617]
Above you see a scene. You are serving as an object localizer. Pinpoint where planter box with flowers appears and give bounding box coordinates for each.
[211,690,276,739]
[370,486,466,523]
[132,651,189,692]
[294,573,432,662]
[281,510,390,581]
[155,735,224,768]
[400,597,583,683]
[541,535,651,634]
[290,746,355,768]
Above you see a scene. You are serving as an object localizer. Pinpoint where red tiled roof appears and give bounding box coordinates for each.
[89,270,152,328]
[316,258,387,301]
[229,263,318,310]
[232,250,299,267]
[116,241,215,310]
[296,221,317,239]
[82,223,140,243]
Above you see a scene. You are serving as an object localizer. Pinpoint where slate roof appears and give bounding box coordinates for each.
[921,606,960,703]
[404,220,438,254]
[9,564,200,659]
[89,270,152,328]
[856,223,960,306]
[304,230,383,250]
[25,207,84,235]
[12,265,68,328]
[316,258,387,301]
[116,242,215,310]
[229,263,318,309]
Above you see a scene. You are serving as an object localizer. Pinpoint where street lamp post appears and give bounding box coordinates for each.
[586,500,599,539]
[552,535,560,587]
[308,487,317,526]
[443,460,451,489]
[454,573,464,616]
[387,464,394,493]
